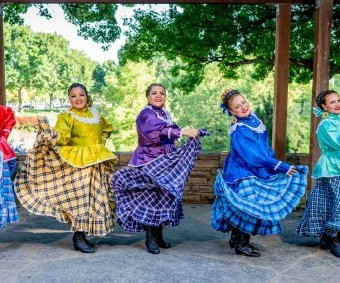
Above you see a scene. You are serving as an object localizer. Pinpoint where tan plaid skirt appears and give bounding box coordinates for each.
[14,117,116,236]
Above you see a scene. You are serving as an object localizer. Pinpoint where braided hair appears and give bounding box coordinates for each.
[315,90,338,110]
[221,89,241,110]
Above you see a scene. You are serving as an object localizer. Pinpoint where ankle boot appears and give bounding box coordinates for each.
[229,227,239,248]
[235,231,260,257]
[145,226,160,254]
[319,233,333,250]
[73,232,95,253]
[229,227,257,250]
[330,232,340,258]
[156,225,171,249]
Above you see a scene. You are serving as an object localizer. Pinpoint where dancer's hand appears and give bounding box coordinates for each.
[182,128,199,138]
[287,166,297,176]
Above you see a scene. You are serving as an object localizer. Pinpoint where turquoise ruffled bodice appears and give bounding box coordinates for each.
[312,111,340,178]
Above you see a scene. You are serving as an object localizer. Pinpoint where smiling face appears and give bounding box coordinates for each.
[228,94,251,118]
[146,85,166,108]
[322,92,340,115]
[69,86,88,110]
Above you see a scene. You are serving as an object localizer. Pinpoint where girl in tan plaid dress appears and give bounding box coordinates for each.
[15,83,118,253]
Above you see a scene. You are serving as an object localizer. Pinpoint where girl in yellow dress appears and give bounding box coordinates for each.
[15,83,118,253]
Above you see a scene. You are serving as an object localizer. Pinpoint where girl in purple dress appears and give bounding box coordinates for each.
[112,83,203,254]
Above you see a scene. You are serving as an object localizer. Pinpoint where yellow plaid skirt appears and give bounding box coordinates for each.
[14,117,116,236]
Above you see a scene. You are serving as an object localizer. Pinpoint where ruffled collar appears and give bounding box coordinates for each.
[146,105,174,125]
[229,112,266,134]
[67,107,100,124]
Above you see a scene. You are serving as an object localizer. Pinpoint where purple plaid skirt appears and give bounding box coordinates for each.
[111,131,208,232]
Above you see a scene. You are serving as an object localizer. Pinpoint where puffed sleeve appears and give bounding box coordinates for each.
[101,115,113,143]
[53,113,73,146]
[137,109,181,144]
[317,119,340,151]
[0,106,16,139]
[231,126,291,174]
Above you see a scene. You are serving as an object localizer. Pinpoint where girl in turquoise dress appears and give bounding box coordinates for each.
[297,90,340,258]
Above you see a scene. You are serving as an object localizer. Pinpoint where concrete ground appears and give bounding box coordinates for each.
[1,204,339,283]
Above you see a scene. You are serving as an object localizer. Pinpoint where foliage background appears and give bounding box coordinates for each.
[4,3,340,154]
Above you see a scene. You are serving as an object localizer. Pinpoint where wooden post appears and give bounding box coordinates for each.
[0,4,5,106]
[273,3,291,161]
[308,0,333,189]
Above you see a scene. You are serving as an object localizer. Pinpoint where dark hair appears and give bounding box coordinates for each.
[221,89,241,109]
[68,83,88,95]
[68,83,92,107]
[315,90,338,110]
[145,83,166,97]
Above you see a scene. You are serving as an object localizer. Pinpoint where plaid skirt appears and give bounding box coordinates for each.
[211,165,308,235]
[111,130,208,233]
[0,159,19,228]
[14,117,116,236]
[296,176,340,238]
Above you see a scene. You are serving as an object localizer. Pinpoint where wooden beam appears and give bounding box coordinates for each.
[0,0,320,4]
[272,3,291,160]
[0,4,5,105]
[308,0,333,188]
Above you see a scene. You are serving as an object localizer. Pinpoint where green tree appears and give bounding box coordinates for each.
[3,3,121,47]
[4,24,40,111]
[120,4,340,91]
[31,32,76,110]
[100,60,158,151]
[5,24,97,110]
[170,63,312,153]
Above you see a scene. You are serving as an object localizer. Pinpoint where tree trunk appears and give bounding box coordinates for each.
[49,92,53,111]
[18,87,22,112]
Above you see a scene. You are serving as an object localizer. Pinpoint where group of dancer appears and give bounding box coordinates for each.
[0,83,339,258]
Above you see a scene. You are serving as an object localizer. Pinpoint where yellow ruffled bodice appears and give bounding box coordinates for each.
[53,108,118,168]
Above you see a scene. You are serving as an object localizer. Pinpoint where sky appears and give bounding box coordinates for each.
[22,4,132,63]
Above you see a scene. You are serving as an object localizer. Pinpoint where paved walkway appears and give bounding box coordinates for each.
[1,204,339,283]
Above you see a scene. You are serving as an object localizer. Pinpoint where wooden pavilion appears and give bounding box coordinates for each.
[0,0,336,186]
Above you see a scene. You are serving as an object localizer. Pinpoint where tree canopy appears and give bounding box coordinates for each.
[4,24,98,111]
[3,3,121,49]
[120,4,340,91]
[4,3,340,93]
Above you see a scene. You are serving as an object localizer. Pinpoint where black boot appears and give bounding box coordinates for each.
[156,225,171,249]
[145,226,160,254]
[320,233,333,250]
[235,231,260,257]
[229,227,239,248]
[330,232,340,258]
[229,227,257,250]
[73,232,95,253]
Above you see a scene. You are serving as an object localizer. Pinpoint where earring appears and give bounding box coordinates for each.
[322,111,329,118]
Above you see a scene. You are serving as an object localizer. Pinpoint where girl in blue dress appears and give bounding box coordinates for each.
[296,90,340,258]
[211,89,308,257]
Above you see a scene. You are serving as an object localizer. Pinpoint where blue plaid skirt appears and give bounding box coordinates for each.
[211,165,308,235]
[296,176,340,238]
[0,159,19,229]
[111,131,208,233]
